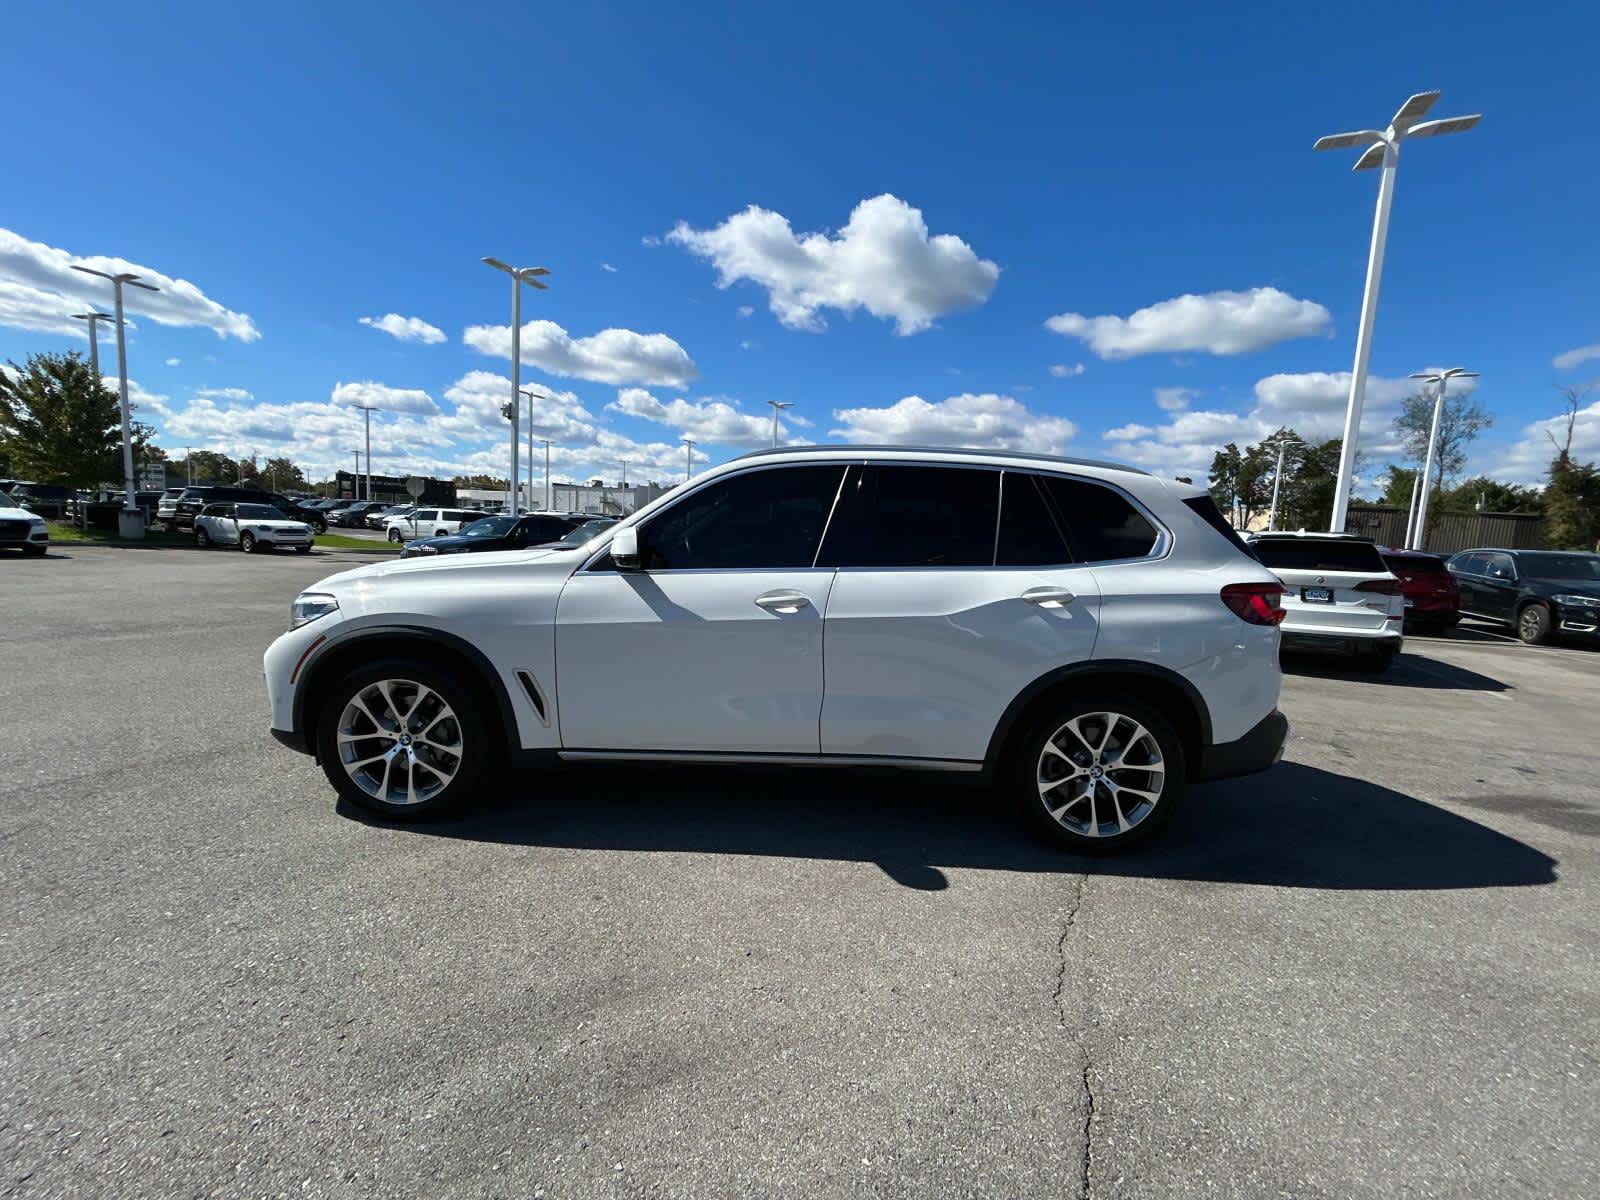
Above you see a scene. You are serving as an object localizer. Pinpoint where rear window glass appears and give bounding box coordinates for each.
[1383,553,1446,574]
[1183,495,1257,560]
[996,473,1071,566]
[1253,538,1385,572]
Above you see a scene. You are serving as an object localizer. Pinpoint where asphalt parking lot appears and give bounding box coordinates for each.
[4,546,1598,1199]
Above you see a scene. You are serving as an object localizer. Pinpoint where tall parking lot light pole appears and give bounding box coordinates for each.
[1265,434,1303,532]
[520,387,545,510]
[71,311,114,380]
[348,402,380,500]
[350,450,362,494]
[1313,91,1481,534]
[765,399,793,447]
[1406,367,1478,549]
[482,258,550,513]
[70,265,159,537]
[682,437,695,482]
[541,439,553,511]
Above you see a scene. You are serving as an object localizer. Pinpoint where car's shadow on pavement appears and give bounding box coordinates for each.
[346,761,1556,893]
[1282,653,1510,691]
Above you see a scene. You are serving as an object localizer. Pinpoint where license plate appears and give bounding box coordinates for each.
[1302,586,1333,604]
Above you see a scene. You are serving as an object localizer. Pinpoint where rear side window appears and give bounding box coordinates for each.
[447,510,476,523]
[1183,495,1257,560]
[1252,539,1385,573]
[1042,477,1160,562]
[414,510,438,522]
[821,466,998,568]
[643,464,845,570]
[996,473,1071,566]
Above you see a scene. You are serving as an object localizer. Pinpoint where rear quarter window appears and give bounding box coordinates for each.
[1182,495,1257,560]
[1253,539,1385,573]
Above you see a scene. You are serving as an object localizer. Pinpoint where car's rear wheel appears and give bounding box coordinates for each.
[316,659,494,820]
[196,527,211,547]
[1010,695,1185,853]
[1517,603,1552,645]
[1355,645,1398,673]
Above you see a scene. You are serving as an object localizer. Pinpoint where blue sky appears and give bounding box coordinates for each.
[4,2,1597,489]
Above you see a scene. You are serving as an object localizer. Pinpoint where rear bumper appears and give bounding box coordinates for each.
[1281,629,1402,656]
[1195,710,1289,782]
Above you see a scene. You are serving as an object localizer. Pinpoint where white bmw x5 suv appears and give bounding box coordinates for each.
[263,447,1290,851]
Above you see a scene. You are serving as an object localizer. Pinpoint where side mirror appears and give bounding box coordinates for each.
[611,525,641,570]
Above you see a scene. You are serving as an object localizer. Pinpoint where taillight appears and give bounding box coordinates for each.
[1221,582,1286,625]
[1356,579,1403,595]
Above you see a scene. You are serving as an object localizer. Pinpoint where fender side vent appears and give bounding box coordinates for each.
[515,669,550,726]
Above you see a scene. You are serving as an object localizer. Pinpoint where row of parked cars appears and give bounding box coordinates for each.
[1244,530,1600,669]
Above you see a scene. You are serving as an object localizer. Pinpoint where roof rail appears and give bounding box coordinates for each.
[730,443,1150,475]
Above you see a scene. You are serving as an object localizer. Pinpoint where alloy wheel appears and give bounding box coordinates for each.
[1036,711,1165,838]
[336,679,464,806]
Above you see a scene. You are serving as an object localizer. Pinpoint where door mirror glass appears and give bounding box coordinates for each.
[612,525,641,569]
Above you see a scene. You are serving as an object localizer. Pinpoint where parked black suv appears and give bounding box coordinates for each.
[400,512,590,558]
[1446,548,1600,644]
[258,492,329,533]
[164,485,262,530]
[329,501,388,528]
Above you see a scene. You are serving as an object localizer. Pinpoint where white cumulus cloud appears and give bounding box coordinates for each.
[463,319,697,389]
[830,393,1075,453]
[441,371,598,445]
[667,194,999,336]
[1050,363,1086,378]
[330,379,439,416]
[1046,287,1331,359]
[1154,387,1196,412]
[609,389,779,448]
[0,227,259,342]
[359,313,446,344]
[1553,343,1600,371]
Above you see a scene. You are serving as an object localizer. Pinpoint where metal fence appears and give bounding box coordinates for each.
[1343,505,1545,554]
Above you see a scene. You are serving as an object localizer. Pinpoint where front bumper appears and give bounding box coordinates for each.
[1195,710,1289,782]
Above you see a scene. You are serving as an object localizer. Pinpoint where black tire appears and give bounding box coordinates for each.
[294,543,312,555]
[1355,645,1398,673]
[1517,603,1552,645]
[388,528,403,543]
[313,518,327,534]
[22,544,46,557]
[1009,693,1186,854]
[239,531,257,553]
[316,658,496,821]
[196,526,211,548]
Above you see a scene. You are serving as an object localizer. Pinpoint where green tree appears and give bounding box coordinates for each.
[1278,438,1345,532]
[1375,464,1418,508]
[1437,476,1545,515]
[261,456,309,491]
[0,351,151,487]
[179,450,242,484]
[454,473,508,489]
[1208,436,1276,528]
[1393,390,1492,492]
[1542,384,1600,550]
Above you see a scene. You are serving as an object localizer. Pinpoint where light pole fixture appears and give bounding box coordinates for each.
[682,436,696,482]
[71,311,114,381]
[765,399,794,447]
[1264,434,1304,532]
[350,450,362,495]
[348,402,380,501]
[1313,91,1481,533]
[70,265,159,537]
[520,386,544,511]
[482,257,550,513]
[1405,367,1479,549]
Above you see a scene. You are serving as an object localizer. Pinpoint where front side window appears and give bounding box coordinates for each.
[462,516,517,538]
[640,465,845,570]
[1484,553,1516,580]
[1043,477,1160,562]
[820,465,998,568]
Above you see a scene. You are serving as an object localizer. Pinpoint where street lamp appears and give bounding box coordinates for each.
[349,450,362,495]
[348,402,380,501]
[71,311,114,380]
[482,257,550,513]
[70,265,159,537]
[519,386,544,511]
[1406,367,1479,549]
[1314,90,1481,533]
[1264,434,1304,532]
[765,399,794,447]
[682,436,696,481]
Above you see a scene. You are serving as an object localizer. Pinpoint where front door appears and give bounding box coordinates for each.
[1481,552,1520,621]
[555,463,847,753]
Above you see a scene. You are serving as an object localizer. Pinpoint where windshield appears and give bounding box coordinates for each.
[556,521,612,547]
[1522,554,1600,582]
[461,516,518,537]
[1253,538,1386,573]
[237,504,287,520]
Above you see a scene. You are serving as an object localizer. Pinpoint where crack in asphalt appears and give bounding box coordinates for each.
[1053,872,1095,1200]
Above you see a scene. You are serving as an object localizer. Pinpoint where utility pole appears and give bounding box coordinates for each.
[542,439,553,511]
[1313,91,1481,532]
[483,257,550,514]
[351,450,361,496]
[765,399,794,447]
[70,265,160,538]
[185,446,193,486]
[348,403,379,501]
[71,312,114,381]
[520,387,544,511]
[682,437,695,481]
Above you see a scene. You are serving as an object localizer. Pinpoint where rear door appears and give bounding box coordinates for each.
[1253,538,1394,635]
[818,465,1101,764]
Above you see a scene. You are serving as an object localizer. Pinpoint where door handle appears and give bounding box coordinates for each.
[754,589,811,613]
[1021,585,1075,608]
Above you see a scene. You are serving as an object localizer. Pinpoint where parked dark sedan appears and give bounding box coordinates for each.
[400,512,588,558]
[329,501,388,527]
[1446,548,1600,644]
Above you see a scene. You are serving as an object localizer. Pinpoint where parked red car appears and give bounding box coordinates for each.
[1380,548,1460,633]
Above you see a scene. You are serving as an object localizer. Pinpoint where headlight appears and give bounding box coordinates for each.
[290,592,339,629]
[1554,594,1600,607]
[420,545,438,554]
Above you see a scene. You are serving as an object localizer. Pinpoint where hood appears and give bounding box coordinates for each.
[310,544,580,590]
[409,532,479,552]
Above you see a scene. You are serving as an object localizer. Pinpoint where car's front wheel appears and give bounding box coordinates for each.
[1011,695,1186,853]
[1517,603,1552,645]
[294,543,312,555]
[239,531,257,553]
[316,659,494,820]
[196,527,211,548]
[388,528,403,543]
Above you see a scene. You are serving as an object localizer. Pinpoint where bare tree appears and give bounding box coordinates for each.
[1547,381,1598,465]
